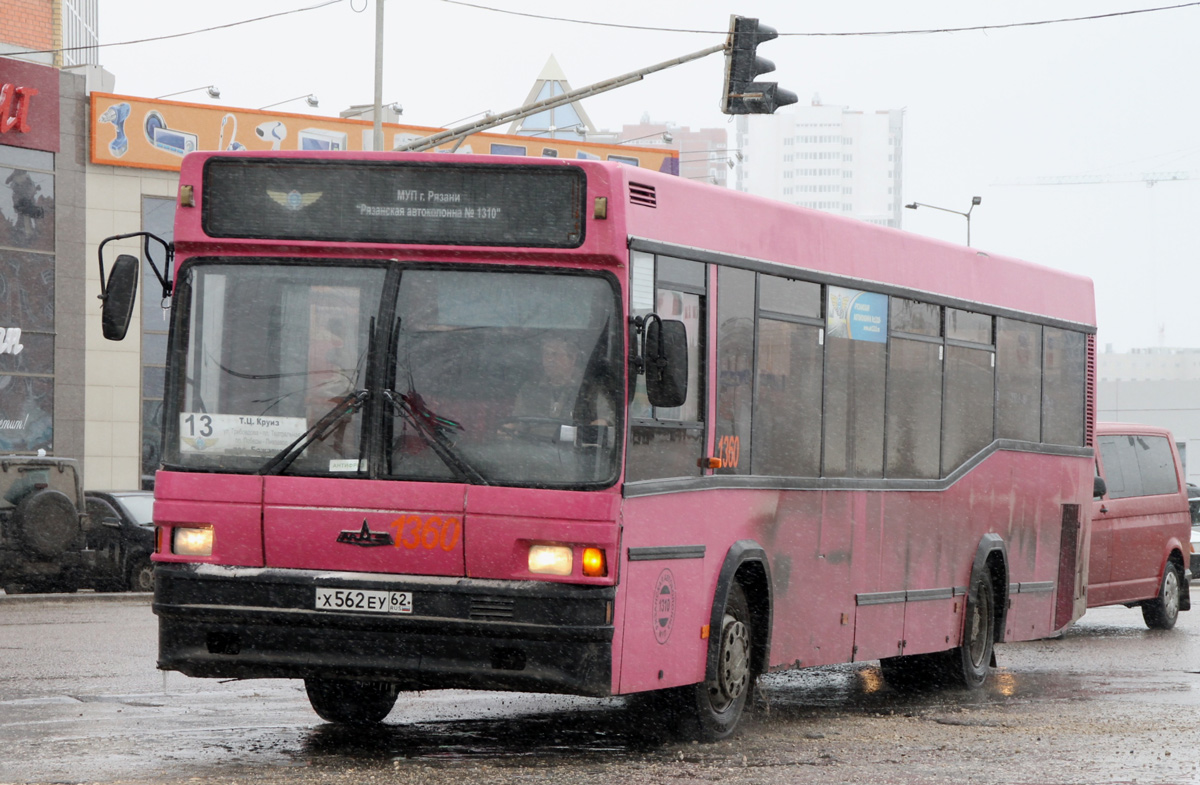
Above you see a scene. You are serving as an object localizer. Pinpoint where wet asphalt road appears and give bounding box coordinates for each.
[1,590,1199,785]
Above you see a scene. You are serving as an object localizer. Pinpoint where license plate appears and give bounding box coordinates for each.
[315,587,413,614]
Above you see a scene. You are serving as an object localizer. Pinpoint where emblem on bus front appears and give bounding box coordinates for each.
[336,519,393,547]
[266,189,323,211]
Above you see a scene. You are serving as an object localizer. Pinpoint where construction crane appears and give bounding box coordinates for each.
[994,171,1198,188]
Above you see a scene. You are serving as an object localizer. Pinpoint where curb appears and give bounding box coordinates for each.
[0,591,152,605]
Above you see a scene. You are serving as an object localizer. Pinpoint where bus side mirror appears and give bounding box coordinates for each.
[1093,475,1107,500]
[645,318,688,408]
[100,254,139,341]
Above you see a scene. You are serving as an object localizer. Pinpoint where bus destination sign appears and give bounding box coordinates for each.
[201,159,587,248]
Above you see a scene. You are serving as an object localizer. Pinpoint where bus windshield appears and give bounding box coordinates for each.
[170,260,623,488]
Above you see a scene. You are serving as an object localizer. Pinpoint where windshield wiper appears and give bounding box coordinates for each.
[385,389,487,485]
[258,390,369,476]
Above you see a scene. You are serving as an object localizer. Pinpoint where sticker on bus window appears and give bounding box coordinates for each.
[827,286,888,343]
[179,413,308,454]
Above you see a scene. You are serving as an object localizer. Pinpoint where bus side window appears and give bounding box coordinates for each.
[714,267,754,475]
[627,253,705,482]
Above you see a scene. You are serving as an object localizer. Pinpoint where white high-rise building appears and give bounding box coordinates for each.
[61,0,100,67]
[734,97,904,228]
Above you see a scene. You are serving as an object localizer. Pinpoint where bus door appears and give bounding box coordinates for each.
[620,253,711,692]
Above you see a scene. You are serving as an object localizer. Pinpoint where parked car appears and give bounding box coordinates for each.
[1189,485,1200,582]
[1089,423,1193,629]
[84,490,155,592]
[0,455,91,594]
[1191,523,1200,581]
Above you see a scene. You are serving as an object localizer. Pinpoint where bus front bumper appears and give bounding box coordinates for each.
[153,562,615,696]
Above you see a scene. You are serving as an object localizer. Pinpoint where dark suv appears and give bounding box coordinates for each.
[0,456,91,593]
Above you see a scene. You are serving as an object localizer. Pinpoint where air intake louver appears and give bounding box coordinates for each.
[470,597,515,620]
[629,182,657,208]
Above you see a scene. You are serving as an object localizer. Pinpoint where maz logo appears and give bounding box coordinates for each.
[336,519,393,548]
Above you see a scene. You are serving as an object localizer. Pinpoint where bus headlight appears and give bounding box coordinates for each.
[528,544,572,576]
[172,527,214,557]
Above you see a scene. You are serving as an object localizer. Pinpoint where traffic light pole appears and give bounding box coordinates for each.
[394,43,727,153]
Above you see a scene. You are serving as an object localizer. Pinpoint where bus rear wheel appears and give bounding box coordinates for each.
[304,678,400,724]
[944,573,996,689]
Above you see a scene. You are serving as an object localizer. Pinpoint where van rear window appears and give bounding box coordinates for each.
[1098,434,1179,499]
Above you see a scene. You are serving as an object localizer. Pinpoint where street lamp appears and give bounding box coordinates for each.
[616,129,676,145]
[905,196,982,246]
[258,94,319,111]
[341,102,403,119]
[155,85,220,100]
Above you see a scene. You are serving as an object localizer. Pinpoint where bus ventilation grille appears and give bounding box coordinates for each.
[628,182,657,208]
[470,597,516,620]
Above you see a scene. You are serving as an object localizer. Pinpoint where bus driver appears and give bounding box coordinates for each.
[502,336,614,441]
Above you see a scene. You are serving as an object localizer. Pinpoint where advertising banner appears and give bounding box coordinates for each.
[90,93,678,174]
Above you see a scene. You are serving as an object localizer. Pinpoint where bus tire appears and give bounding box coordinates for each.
[944,572,996,689]
[304,678,400,724]
[1142,561,1182,630]
[666,581,755,741]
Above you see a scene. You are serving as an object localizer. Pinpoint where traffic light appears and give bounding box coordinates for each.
[721,15,798,115]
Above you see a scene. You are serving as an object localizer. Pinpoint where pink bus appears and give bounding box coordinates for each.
[98,151,1097,739]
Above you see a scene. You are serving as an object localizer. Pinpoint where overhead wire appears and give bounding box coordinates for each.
[439,0,1200,37]
[10,0,342,59]
[12,0,1198,59]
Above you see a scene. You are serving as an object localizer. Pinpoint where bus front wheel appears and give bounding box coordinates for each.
[680,582,756,741]
[304,678,400,724]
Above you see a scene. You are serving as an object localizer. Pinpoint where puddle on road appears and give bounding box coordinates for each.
[287,665,1092,766]
[298,700,661,766]
[284,655,1198,767]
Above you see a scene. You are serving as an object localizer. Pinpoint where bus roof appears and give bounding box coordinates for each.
[610,162,1096,330]
[175,151,1095,330]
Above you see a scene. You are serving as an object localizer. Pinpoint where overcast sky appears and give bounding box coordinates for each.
[95,0,1200,353]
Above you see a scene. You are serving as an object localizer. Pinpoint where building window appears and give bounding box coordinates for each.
[0,147,56,453]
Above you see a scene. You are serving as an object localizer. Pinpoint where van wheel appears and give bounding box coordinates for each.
[1142,562,1181,630]
[944,573,995,689]
[304,678,399,724]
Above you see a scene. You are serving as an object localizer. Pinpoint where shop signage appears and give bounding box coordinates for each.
[0,326,24,356]
[0,57,60,153]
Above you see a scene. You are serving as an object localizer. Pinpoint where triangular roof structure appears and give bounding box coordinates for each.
[507,54,597,139]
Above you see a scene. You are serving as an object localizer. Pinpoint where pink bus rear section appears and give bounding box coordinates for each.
[615,449,1092,695]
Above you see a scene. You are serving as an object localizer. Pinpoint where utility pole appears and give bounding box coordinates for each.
[373,0,385,152]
